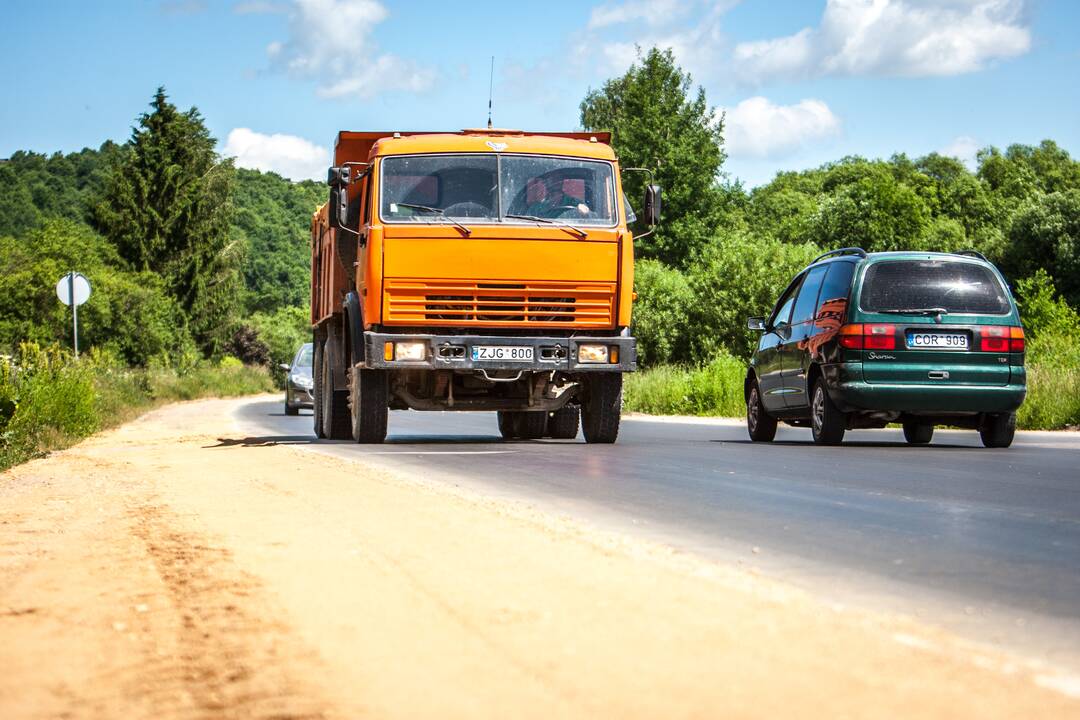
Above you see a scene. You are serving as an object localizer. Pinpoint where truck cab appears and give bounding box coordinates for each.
[311,129,659,444]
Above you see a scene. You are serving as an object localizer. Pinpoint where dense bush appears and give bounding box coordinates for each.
[632,260,695,366]
[624,353,745,417]
[0,343,273,471]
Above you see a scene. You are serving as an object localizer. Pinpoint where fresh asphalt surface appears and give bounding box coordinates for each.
[235,400,1080,667]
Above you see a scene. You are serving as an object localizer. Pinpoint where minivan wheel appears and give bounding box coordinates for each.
[902,420,934,445]
[746,380,777,442]
[810,380,846,446]
[980,412,1016,448]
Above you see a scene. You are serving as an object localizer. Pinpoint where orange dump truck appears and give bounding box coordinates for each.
[310,129,660,444]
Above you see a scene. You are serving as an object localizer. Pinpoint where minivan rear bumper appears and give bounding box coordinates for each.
[832,380,1026,414]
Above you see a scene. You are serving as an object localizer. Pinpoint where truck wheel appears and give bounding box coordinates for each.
[746,379,777,442]
[902,420,933,444]
[810,380,845,446]
[497,411,518,440]
[313,338,325,438]
[581,372,622,444]
[350,367,388,444]
[980,412,1016,448]
[320,340,351,440]
[514,411,548,440]
[547,405,579,439]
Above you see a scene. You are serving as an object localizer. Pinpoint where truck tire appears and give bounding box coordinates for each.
[547,405,579,439]
[313,338,325,438]
[581,372,622,444]
[514,411,548,440]
[980,412,1016,448]
[320,340,351,440]
[350,367,388,444]
[810,379,845,446]
[497,411,518,440]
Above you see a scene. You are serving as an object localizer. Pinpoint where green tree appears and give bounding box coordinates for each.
[1005,190,1080,306]
[632,260,695,366]
[96,88,240,355]
[580,47,727,268]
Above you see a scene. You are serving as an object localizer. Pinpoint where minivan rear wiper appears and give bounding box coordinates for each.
[504,213,588,239]
[878,307,949,316]
[394,203,472,236]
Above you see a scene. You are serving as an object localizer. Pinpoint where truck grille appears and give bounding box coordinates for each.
[384,279,616,328]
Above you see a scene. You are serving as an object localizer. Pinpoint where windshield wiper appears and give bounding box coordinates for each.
[877,307,950,316]
[394,203,472,236]
[504,213,588,239]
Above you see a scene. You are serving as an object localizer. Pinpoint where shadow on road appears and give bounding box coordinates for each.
[716,439,976,449]
[205,435,314,448]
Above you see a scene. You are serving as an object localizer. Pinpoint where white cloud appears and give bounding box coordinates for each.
[724,97,841,158]
[224,128,330,181]
[939,135,981,168]
[734,0,1031,83]
[588,0,687,29]
[267,0,435,99]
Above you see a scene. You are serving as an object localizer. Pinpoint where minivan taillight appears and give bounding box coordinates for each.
[838,323,896,350]
[981,326,1025,352]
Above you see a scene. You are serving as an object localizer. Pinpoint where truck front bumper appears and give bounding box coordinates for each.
[361,331,637,373]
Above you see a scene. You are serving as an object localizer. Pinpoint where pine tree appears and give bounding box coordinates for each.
[96,87,240,355]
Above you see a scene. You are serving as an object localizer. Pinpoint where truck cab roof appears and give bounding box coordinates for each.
[334,130,616,166]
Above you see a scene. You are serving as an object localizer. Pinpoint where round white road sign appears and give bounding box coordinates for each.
[56,272,91,306]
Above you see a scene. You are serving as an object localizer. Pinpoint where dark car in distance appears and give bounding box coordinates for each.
[282,343,314,416]
[745,248,1026,448]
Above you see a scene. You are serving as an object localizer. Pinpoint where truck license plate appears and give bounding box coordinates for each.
[472,345,534,362]
[906,332,968,350]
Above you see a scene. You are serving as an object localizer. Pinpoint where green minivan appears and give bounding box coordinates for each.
[745,248,1026,447]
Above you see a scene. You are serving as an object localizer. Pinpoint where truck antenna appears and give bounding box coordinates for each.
[487,56,495,129]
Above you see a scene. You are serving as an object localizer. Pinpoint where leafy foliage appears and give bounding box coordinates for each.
[581,47,727,268]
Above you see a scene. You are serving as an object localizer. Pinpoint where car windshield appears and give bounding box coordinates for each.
[860,261,1010,315]
[295,344,313,368]
[381,154,616,225]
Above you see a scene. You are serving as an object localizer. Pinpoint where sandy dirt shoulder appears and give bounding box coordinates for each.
[1,396,1077,719]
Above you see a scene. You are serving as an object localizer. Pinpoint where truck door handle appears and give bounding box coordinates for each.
[927,370,949,380]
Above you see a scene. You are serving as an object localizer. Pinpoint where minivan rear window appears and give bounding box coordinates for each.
[860,261,1010,315]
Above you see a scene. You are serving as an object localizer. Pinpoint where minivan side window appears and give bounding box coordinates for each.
[791,266,828,326]
[770,278,802,328]
[814,262,855,326]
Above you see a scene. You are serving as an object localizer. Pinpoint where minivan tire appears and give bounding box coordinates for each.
[903,420,934,445]
[746,379,777,442]
[285,401,299,416]
[581,372,622,444]
[980,412,1016,448]
[810,380,846,446]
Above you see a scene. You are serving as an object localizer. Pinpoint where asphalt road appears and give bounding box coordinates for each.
[235,400,1080,667]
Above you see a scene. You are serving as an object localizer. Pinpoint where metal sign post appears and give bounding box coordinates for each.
[55,272,91,358]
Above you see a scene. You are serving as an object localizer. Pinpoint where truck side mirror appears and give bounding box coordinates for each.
[644,184,661,226]
[329,186,349,228]
[327,166,349,187]
[747,317,766,331]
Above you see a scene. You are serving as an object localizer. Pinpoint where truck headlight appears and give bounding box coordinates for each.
[578,344,609,363]
[393,341,427,361]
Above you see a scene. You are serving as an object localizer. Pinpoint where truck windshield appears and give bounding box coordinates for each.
[381,154,616,225]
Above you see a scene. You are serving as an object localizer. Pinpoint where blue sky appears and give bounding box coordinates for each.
[2,0,1077,186]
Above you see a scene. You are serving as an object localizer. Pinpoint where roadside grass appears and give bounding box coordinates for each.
[624,353,745,417]
[626,349,1080,432]
[0,343,274,472]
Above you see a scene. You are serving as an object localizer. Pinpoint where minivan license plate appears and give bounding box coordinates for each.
[472,345,534,361]
[906,332,968,350]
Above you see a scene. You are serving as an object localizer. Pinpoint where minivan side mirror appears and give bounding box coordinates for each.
[747,317,766,331]
[644,184,662,226]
